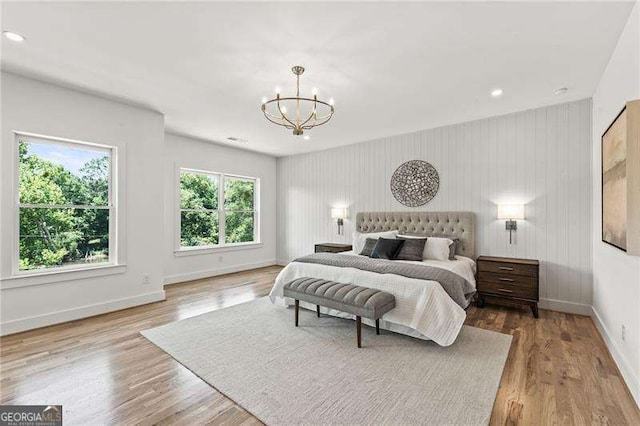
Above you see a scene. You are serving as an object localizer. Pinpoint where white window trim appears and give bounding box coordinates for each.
[174,242,264,257]
[175,167,261,255]
[1,131,125,288]
[0,264,127,289]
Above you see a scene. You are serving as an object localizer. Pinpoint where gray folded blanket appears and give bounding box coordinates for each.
[292,253,475,309]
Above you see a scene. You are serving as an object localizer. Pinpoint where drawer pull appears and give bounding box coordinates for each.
[499,278,515,282]
[497,288,513,293]
[498,266,514,271]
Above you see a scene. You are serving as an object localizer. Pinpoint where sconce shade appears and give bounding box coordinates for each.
[331,207,347,219]
[498,204,525,220]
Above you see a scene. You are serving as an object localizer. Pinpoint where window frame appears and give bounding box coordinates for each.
[12,132,119,277]
[176,167,261,255]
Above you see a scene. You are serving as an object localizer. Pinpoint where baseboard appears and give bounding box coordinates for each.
[538,298,592,316]
[0,290,166,337]
[163,259,277,285]
[591,306,640,407]
[276,258,289,266]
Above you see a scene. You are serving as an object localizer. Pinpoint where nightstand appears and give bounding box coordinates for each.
[314,243,353,253]
[476,256,540,318]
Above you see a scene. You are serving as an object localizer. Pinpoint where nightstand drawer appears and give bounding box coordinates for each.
[477,280,537,300]
[477,260,538,277]
[477,271,537,287]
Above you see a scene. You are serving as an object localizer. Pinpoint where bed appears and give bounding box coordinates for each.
[270,211,477,346]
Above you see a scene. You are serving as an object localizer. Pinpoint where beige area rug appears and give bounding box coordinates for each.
[141,297,512,425]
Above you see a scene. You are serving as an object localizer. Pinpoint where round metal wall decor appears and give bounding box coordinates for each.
[390,160,439,207]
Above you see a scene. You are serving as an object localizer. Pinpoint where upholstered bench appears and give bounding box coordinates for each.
[283,277,396,348]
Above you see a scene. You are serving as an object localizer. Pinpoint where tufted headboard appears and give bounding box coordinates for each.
[355,211,476,259]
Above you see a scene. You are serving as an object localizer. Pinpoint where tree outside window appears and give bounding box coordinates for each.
[17,136,113,271]
[179,169,258,248]
[224,177,256,244]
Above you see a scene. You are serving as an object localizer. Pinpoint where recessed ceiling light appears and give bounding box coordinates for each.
[303,135,310,141]
[3,31,25,42]
[553,87,568,95]
[491,89,503,97]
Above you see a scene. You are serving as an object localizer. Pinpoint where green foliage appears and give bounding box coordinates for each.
[224,179,254,211]
[180,211,219,247]
[179,174,255,246]
[180,173,217,209]
[224,179,255,243]
[18,140,110,271]
[179,173,219,247]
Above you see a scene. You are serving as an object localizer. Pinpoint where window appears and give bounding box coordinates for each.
[179,171,219,247]
[179,169,259,250]
[224,176,257,244]
[16,134,115,272]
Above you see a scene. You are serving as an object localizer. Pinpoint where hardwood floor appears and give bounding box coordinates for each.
[467,303,640,425]
[1,266,638,425]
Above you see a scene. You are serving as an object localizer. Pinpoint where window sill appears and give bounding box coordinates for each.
[175,242,263,257]
[0,264,127,290]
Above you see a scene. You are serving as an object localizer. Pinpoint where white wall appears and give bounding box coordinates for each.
[0,73,166,335]
[0,75,279,335]
[162,133,277,284]
[277,99,593,315]
[591,1,640,405]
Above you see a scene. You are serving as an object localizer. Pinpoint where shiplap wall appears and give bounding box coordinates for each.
[277,98,592,311]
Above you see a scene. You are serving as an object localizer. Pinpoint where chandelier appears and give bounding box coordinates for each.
[261,66,334,136]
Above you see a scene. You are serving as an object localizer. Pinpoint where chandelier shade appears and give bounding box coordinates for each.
[261,66,334,135]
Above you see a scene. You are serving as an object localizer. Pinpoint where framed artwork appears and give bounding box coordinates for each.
[602,106,627,251]
[390,160,439,207]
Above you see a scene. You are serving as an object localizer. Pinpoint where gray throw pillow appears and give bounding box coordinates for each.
[371,238,405,260]
[359,238,378,256]
[448,238,460,260]
[395,236,428,261]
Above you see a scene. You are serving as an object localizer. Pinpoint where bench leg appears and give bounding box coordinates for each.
[316,305,320,318]
[295,300,299,327]
[356,316,362,348]
[376,319,380,335]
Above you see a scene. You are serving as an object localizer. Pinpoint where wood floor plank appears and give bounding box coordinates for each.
[1,265,638,425]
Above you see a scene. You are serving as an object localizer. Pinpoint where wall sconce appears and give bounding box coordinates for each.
[497,204,525,244]
[331,207,347,235]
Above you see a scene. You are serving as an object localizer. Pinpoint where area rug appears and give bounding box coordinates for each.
[141,297,512,425]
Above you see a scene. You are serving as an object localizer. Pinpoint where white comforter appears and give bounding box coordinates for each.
[269,252,476,346]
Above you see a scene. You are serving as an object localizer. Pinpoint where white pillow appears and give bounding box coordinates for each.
[424,237,454,261]
[352,230,398,254]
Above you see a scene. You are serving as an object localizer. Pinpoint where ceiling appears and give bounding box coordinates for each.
[1,1,634,157]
